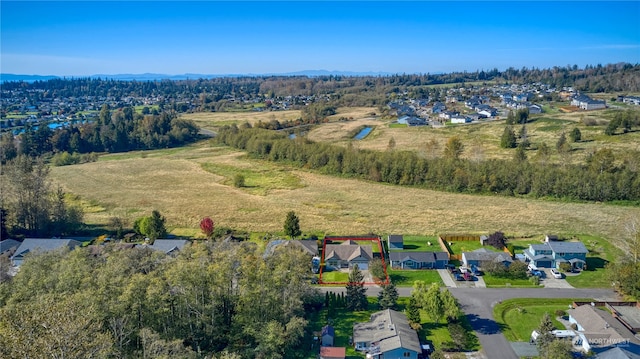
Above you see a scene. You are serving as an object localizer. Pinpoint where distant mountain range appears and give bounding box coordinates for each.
[1,70,393,82]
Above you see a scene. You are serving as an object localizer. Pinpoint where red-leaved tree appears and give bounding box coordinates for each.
[200,217,214,239]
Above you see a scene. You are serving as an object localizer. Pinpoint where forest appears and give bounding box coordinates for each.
[0,240,323,359]
[215,126,640,203]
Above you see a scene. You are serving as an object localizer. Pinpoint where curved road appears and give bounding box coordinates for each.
[320,286,619,359]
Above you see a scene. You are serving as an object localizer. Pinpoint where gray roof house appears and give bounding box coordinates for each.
[324,241,373,270]
[389,251,449,269]
[353,309,422,359]
[321,325,335,346]
[595,346,640,359]
[0,239,20,255]
[146,239,190,255]
[289,240,319,256]
[569,304,640,353]
[523,241,588,270]
[462,248,513,268]
[11,238,82,266]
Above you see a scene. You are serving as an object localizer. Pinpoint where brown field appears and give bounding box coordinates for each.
[50,141,640,244]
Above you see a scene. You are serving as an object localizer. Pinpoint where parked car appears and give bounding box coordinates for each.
[550,268,563,279]
[529,269,543,278]
[454,273,465,281]
[463,272,474,281]
[446,264,457,273]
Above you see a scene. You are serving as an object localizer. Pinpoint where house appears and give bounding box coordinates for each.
[290,240,319,256]
[569,304,640,353]
[0,239,20,256]
[11,238,82,266]
[431,102,446,114]
[450,115,471,124]
[387,235,404,250]
[571,94,606,110]
[146,239,190,255]
[528,104,543,114]
[353,309,422,359]
[523,240,587,270]
[389,251,449,269]
[461,248,512,268]
[320,347,346,359]
[398,116,426,126]
[321,325,335,346]
[324,240,373,270]
[595,346,640,359]
[622,96,640,106]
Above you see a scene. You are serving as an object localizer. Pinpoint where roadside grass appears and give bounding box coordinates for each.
[393,235,440,251]
[388,269,443,287]
[493,298,591,342]
[482,275,540,288]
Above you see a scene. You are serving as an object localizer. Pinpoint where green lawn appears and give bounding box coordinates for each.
[482,274,540,288]
[509,238,543,253]
[395,235,440,251]
[563,234,621,288]
[388,269,443,287]
[389,123,408,128]
[320,271,349,283]
[447,240,500,254]
[493,298,591,342]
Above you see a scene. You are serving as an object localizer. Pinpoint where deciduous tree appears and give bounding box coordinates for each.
[199,217,215,239]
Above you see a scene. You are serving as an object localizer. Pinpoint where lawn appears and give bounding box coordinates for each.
[493,298,591,342]
[447,240,500,255]
[564,234,622,288]
[482,274,540,288]
[320,271,349,283]
[388,269,443,287]
[395,235,440,251]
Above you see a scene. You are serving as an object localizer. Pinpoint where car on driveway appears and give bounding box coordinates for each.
[550,268,563,279]
[454,273,465,281]
[529,269,543,278]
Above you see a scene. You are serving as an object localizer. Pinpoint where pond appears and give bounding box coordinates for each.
[353,126,372,140]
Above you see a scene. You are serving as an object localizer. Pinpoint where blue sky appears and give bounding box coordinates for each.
[1,1,639,76]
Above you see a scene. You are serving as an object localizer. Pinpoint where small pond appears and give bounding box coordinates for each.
[353,126,372,140]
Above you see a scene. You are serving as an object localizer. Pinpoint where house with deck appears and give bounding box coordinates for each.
[353,309,422,359]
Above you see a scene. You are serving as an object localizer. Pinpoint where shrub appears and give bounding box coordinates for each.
[555,309,566,317]
[529,276,540,285]
[233,173,245,187]
[559,262,572,272]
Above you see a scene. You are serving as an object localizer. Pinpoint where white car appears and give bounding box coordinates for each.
[550,268,563,279]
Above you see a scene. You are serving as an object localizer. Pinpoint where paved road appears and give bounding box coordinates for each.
[450,288,620,359]
[319,286,619,359]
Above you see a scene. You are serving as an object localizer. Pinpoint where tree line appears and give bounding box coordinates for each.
[215,126,640,203]
[0,240,322,359]
[0,105,200,163]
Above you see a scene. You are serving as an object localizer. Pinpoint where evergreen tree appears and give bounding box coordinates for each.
[501,126,517,148]
[377,283,398,309]
[345,265,367,311]
[570,127,582,142]
[536,312,556,355]
[283,211,301,239]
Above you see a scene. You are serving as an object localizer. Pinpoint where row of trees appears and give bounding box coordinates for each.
[0,155,83,237]
[215,126,640,202]
[0,105,199,163]
[0,240,323,358]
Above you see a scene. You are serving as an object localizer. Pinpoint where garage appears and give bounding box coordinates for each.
[536,260,553,268]
[352,262,368,270]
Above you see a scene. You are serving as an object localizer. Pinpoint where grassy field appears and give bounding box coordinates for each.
[393,235,440,251]
[388,269,443,287]
[447,240,502,254]
[564,234,622,288]
[493,298,590,342]
[50,139,640,246]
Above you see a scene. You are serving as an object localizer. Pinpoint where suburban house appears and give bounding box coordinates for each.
[387,235,404,250]
[594,346,640,359]
[451,115,471,124]
[528,104,543,114]
[568,304,640,353]
[571,94,606,110]
[145,239,190,255]
[289,240,319,256]
[321,325,335,346]
[319,347,346,359]
[523,240,588,270]
[397,116,427,126]
[11,238,82,266]
[0,239,20,256]
[353,309,422,359]
[389,251,449,269]
[461,248,513,268]
[324,240,373,270]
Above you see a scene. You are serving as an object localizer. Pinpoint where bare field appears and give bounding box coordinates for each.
[50,142,640,243]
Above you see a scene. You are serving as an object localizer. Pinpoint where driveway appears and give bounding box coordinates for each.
[541,269,574,288]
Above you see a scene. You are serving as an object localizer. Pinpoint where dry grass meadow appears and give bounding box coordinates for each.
[50,139,640,243]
